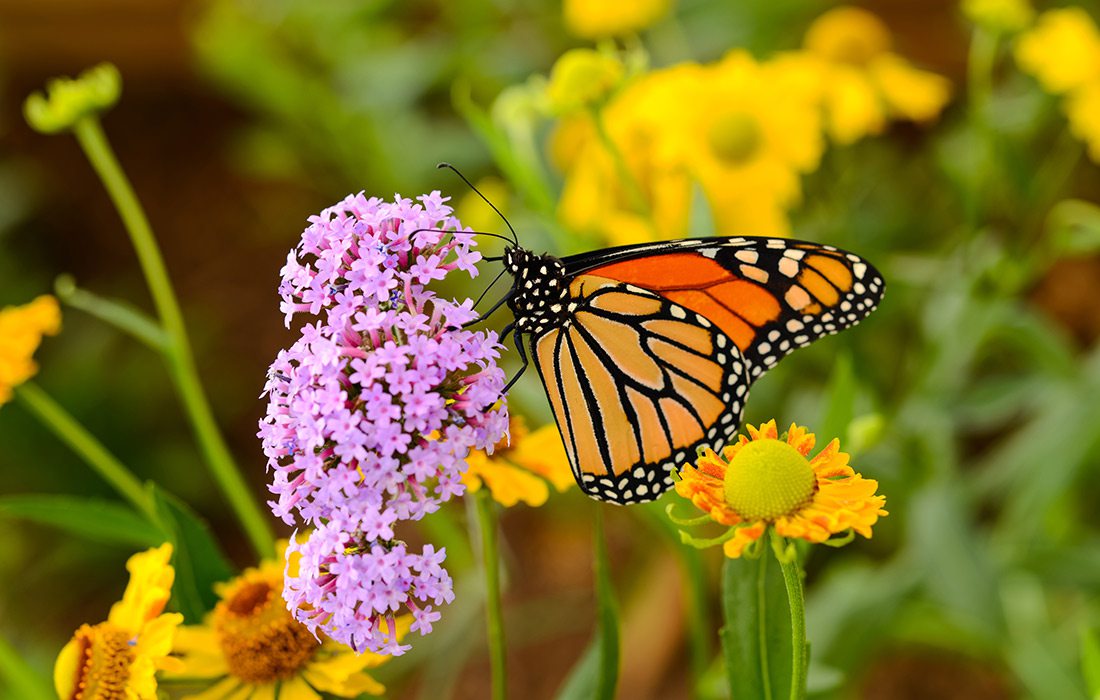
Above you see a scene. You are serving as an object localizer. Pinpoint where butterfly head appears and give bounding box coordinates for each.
[503,247,570,335]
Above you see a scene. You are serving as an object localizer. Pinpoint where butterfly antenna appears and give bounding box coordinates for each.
[472,266,508,310]
[437,162,519,246]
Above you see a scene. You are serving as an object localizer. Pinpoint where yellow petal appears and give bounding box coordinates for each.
[302,666,386,697]
[870,54,951,123]
[53,636,81,700]
[108,543,175,633]
[509,424,575,492]
[1016,8,1100,94]
[180,676,244,700]
[280,675,323,700]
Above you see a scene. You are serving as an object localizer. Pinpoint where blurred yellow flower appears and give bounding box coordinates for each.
[682,52,824,236]
[546,48,625,114]
[463,416,573,507]
[963,0,1034,33]
[1016,7,1100,95]
[563,0,670,39]
[1065,82,1100,163]
[169,541,404,699]
[799,6,951,144]
[0,295,61,406]
[673,420,887,558]
[553,53,822,244]
[54,543,183,700]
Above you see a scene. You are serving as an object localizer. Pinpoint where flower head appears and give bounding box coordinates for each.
[563,0,670,39]
[796,6,951,145]
[0,295,61,406]
[463,416,574,507]
[170,541,403,698]
[24,63,121,134]
[1016,8,1100,95]
[54,544,183,700]
[673,420,887,558]
[260,192,508,653]
[546,48,625,115]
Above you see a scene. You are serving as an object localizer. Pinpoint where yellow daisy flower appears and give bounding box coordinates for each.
[673,420,887,558]
[463,416,574,507]
[1015,7,1100,95]
[799,6,951,145]
[563,0,671,39]
[0,295,61,406]
[54,543,184,700]
[680,51,824,237]
[169,541,405,699]
[553,53,821,244]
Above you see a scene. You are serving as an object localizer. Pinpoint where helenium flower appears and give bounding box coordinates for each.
[259,191,508,653]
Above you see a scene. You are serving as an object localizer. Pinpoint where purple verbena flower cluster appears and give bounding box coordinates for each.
[259,191,508,654]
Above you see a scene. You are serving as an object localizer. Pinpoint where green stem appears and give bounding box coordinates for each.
[773,533,807,700]
[14,382,157,524]
[756,549,774,700]
[593,506,621,700]
[589,106,652,220]
[70,116,274,558]
[475,490,507,700]
[0,632,52,700]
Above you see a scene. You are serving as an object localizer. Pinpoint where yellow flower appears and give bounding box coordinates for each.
[0,295,61,406]
[673,420,887,558]
[546,48,625,115]
[54,544,183,700]
[563,0,670,39]
[553,53,821,244]
[169,541,405,699]
[1016,8,1100,95]
[1065,81,1100,163]
[463,416,573,507]
[800,6,951,144]
[681,52,824,237]
[963,0,1034,34]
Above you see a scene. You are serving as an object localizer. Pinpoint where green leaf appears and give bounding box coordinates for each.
[688,184,717,239]
[151,487,236,622]
[0,494,163,548]
[1081,627,1100,700]
[721,552,794,700]
[0,633,53,700]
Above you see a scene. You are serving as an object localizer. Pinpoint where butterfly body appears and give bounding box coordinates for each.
[498,236,884,505]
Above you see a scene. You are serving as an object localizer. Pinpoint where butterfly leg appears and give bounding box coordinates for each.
[461,289,514,329]
[499,323,529,396]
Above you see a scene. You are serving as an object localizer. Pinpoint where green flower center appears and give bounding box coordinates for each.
[707,111,763,165]
[723,439,815,521]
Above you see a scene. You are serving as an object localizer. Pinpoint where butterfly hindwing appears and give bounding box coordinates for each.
[530,275,746,504]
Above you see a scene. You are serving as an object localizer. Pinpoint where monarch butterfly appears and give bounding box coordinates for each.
[444,167,885,505]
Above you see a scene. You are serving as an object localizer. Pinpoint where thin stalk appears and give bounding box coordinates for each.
[756,551,774,700]
[773,532,807,700]
[475,490,507,700]
[70,116,274,558]
[593,506,621,699]
[14,382,157,524]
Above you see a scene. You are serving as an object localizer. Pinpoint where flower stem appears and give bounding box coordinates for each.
[756,550,773,700]
[475,489,507,700]
[14,382,157,524]
[70,115,275,559]
[772,532,808,700]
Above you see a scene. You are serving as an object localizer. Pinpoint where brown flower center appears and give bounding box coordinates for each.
[215,578,319,683]
[65,623,134,700]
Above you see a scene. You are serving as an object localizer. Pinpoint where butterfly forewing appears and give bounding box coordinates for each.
[511,235,884,505]
[531,275,746,504]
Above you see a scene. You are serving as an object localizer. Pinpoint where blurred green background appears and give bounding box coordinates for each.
[2,0,1100,698]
